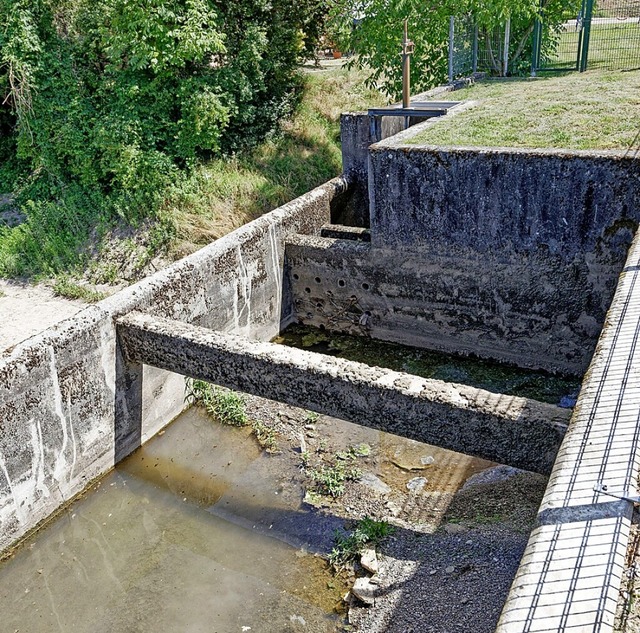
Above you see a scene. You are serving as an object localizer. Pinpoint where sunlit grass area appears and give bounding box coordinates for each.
[408,69,640,150]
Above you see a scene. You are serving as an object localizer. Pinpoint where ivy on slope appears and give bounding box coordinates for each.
[0,0,323,276]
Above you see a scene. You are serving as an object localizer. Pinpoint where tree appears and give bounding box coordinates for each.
[334,0,577,100]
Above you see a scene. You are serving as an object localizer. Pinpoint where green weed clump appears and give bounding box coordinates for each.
[309,462,362,498]
[186,379,249,427]
[251,420,279,454]
[329,517,396,569]
[53,276,107,303]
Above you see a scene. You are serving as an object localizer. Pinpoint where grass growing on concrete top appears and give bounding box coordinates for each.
[408,69,640,151]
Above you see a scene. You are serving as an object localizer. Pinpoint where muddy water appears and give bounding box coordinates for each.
[0,408,346,633]
[0,399,532,633]
[275,324,581,406]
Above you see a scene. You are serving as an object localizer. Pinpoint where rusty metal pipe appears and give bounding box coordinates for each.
[402,19,411,109]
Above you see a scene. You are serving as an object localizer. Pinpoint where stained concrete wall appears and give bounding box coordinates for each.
[288,139,640,375]
[0,177,343,554]
[367,145,640,374]
[338,113,404,227]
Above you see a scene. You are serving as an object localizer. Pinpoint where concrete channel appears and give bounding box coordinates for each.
[1,97,640,631]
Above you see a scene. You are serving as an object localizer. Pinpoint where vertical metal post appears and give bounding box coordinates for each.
[448,16,455,83]
[401,19,414,129]
[473,23,479,73]
[531,17,541,76]
[503,17,511,76]
[579,0,594,71]
[402,19,411,109]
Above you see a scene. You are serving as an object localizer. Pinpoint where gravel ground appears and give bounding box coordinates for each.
[239,393,548,633]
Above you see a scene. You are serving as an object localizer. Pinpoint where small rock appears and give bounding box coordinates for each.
[461,597,469,604]
[420,455,435,465]
[385,501,401,517]
[303,491,328,508]
[360,549,379,574]
[351,577,376,605]
[306,431,318,438]
[406,477,427,492]
[444,523,468,535]
[462,465,520,489]
[359,471,392,495]
[391,447,429,471]
[445,565,455,574]
[304,424,316,431]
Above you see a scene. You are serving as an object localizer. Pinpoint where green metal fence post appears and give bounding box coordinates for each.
[579,0,594,72]
[531,17,542,76]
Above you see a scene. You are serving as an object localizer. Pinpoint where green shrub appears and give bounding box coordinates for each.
[0,0,327,276]
[329,517,396,569]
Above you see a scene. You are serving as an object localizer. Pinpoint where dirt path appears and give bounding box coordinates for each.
[0,280,85,353]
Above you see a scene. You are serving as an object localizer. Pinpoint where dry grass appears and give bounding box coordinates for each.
[166,65,384,256]
[408,69,640,150]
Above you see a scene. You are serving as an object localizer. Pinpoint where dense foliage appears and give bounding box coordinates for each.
[329,0,578,99]
[0,0,324,275]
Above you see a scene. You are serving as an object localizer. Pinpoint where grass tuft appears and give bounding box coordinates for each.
[52,277,107,303]
[186,379,250,427]
[329,517,395,569]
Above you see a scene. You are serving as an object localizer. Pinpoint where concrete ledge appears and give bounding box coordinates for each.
[497,230,640,632]
[116,311,570,474]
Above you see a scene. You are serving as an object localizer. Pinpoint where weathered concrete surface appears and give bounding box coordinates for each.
[286,233,606,374]
[369,145,640,255]
[319,224,371,242]
[0,177,342,554]
[306,136,640,374]
[498,230,640,633]
[117,311,571,474]
[339,113,404,227]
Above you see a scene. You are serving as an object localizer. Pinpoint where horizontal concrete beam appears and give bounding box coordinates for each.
[117,311,570,474]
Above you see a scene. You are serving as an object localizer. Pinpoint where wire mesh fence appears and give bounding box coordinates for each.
[448,0,640,80]
[448,14,477,80]
[586,16,640,70]
[448,18,517,79]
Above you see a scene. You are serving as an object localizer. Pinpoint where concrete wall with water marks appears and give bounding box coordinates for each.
[289,135,640,375]
[0,178,342,554]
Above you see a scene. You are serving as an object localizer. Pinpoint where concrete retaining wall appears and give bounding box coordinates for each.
[290,138,640,375]
[0,177,343,554]
[367,144,640,375]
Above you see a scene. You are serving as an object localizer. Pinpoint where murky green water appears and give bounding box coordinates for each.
[0,408,346,633]
[0,385,546,633]
[275,324,581,406]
